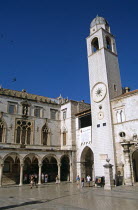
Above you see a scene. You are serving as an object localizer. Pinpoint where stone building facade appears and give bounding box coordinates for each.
[0,88,90,186]
[0,16,138,187]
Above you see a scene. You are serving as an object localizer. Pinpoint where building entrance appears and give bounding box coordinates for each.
[23,157,38,184]
[61,155,70,181]
[132,149,138,182]
[42,156,58,182]
[3,156,20,185]
[80,146,93,179]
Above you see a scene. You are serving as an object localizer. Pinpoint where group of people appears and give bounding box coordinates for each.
[30,173,60,188]
[41,173,48,183]
[76,175,91,188]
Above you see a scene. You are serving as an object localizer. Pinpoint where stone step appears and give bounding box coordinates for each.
[2,174,19,185]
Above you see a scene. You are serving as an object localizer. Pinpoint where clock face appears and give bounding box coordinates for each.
[92,83,107,103]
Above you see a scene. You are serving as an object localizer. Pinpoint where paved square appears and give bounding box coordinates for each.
[0,183,138,210]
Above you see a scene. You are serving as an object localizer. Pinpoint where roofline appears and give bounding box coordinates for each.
[75,108,91,117]
[111,89,138,102]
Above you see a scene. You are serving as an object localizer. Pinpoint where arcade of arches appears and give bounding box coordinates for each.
[0,153,71,186]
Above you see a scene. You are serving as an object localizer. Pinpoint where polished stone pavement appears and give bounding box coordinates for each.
[0,183,138,210]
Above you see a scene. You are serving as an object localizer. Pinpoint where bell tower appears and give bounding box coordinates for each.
[86,16,122,177]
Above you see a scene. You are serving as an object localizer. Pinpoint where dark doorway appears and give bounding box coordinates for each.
[23,157,38,184]
[3,156,20,185]
[80,147,94,179]
[61,155,70,181]
[42,156,58,182]
[132,150,138,182]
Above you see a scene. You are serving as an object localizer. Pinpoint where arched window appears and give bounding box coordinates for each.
[63,132,66,146]
[42,124,48,145]
[91,37,99,53]
[106,36,112,51]
[0,119,6,143]
[16,120,32,145]
[0,120,4,142]
[120,110,125,122]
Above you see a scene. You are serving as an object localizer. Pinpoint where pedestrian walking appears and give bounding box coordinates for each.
[81,177,85,188]
[86,175,91,187]
[45,174,48,183]
[30,175,34,189]
[41,173,44,183]
[56,175,60,184]
[33,174,37,187]
[76,175,80,185]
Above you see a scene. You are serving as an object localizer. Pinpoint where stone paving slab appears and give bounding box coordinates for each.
[0,183,138,210]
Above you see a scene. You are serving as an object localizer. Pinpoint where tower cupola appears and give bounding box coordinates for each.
[90,15,110,35]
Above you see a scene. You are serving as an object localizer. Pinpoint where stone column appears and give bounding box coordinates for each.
[58,163,61,181]
[121,142,133,185]
[103,159,114,190]
[19,163,24,186]
[0,164,4,187]
[69,163,73,182]
[38,163,42,185]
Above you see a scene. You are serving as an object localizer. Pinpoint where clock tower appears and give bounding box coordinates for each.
[86,16,122,177]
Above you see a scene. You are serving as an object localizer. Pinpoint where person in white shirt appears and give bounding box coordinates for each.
[86,175,91,187]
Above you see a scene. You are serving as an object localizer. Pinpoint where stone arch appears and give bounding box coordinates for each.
[91,37,99,53]
[3,152,22,162]
[0,117,7,143]
[80,146,94,180]
[23,153,40,184]
[105,36,112,51]
[23,153,40,163]
[60,155,70,181]
[132,149,138,182]
[42,154,58,182]
[2,152,20,185]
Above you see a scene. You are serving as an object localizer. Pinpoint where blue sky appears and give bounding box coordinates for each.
[0,0,138,103]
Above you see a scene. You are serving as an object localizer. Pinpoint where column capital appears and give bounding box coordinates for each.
[39,163,42,167]
[58,163,61,167]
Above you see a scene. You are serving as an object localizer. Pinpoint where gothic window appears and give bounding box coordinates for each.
[91,37,99,53]
[116,110,125,123]
[116,111,121,123]
[0,119,6,143]
[42,124,48,145]
[16,120,32,145]
[63,132,66,146]
[0,120,4,142]
[120,110,125,122]
[106,36,112,51]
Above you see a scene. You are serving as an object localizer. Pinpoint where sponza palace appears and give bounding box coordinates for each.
[0,16,138,187]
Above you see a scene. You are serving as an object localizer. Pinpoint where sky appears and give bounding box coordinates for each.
[0,0,138,103]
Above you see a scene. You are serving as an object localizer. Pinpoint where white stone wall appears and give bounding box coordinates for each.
[111,92,138,167]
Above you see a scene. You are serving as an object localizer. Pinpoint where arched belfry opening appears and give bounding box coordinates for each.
[132,150,138,182]
[106,36,112,51]
[91,37,99,53]
[80,147,94,179]
[60,155,70,181]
